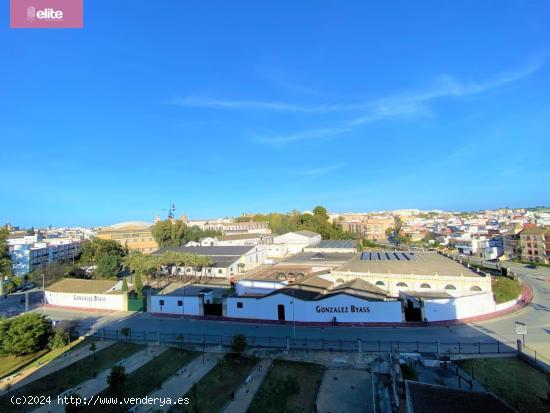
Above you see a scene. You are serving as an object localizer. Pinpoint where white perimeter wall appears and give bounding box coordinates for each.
[227,293,403,323]
[423,292,496,321]
[45,291,125,311]
[150,295,201,315]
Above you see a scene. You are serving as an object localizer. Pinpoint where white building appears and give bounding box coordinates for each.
[7,235,81,276]
[153,245,268,280]
[273,230,322,255]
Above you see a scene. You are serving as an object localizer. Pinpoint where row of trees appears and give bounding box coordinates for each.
[238,206,352,239]
[151,220,222,248]
[122,250,213,291]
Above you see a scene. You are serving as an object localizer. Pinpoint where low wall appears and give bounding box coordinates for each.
[495,297,519,312]
[423,292,496,322]
[45,291,125,311]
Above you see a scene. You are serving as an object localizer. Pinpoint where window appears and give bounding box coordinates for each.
[420,283,431,289]
[470,286,482,291]
[177,300,182,306]
[396,282,408,287]
[218,269,222,274]
[444,284,456,290]
[237,302,243,308]
[375,281,385,286]
[159,299,164,306]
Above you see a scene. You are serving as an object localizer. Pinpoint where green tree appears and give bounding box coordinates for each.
[107,365,127,390]
[122,251,152,286]
[94,254,120,279]
[121,277,129,292]
[133,272,143,297]
[230,334,247,354]
[79,238,127,266]
[120,327,131,341]
[0,228,13,278]
[1,313,53,356]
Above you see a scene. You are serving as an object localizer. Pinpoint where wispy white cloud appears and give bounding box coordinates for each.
[257,127,352,145]
[171,96,329,113]
[297,163,347,176]
[173,60,543,145]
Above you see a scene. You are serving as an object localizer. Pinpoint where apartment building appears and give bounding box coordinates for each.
[519,226,550,264]
[341,216,394,240]
[8,236,81,276]
[96,221,158,253]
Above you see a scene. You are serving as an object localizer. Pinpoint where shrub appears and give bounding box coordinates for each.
[492,276,522,304]
[107,365,127,390]
[0,313,53,356]
[230,334,247,354]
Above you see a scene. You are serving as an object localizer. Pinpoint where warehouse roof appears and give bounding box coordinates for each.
[293,230,321,238]
[278,252,356,267]
[46,278,124,295]
[154,245,256,256]
[217,233,263,241]
[335,252,481,277]
[309,240,357,249]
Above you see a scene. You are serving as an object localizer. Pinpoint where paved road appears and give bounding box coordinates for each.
[30,260,550,362]
[0,289,43,317]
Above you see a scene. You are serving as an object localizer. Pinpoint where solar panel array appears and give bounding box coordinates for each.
[316,240,356,248]
[360,251,418,261]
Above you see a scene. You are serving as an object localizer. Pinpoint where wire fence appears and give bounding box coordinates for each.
[88,327,516,356]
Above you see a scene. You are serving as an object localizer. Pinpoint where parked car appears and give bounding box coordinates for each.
[21,282,36,291]
[525,264,537,269]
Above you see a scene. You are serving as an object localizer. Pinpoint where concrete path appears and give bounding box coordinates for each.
[134,354,221,413]
[222,359,272,413]
[0,340,115,395]
[32,345,167,413]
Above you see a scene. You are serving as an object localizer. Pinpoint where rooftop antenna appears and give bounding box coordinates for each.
[163,201,176,219]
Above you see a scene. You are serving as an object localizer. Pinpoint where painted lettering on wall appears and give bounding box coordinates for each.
[315,305,370,313]
[73,294,107,302]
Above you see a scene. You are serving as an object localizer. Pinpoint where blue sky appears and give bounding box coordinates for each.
[1,1,550,227]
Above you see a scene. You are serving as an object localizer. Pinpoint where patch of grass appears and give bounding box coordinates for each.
[249,360,325,413]
[0,342,144,413]
[177,355,257,413]
[492,276,522,304]
[0,337,93,380]
[456,356,550,413]
[0,350,49,380]
[82,348,197,413]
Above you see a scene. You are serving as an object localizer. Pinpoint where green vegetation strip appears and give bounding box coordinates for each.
[176,355,257,413]
[0,342,144,413]
[0,349,49,380]
[492,276,522,304]
[248,360,325,413]
[457,356,550,413]
[82,348,197,413]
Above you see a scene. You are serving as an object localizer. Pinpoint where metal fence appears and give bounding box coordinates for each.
[88,327,516,356]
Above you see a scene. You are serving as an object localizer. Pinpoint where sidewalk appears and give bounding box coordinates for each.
[134,354,221,413]
[0,340,115,395]
[32,345,167,413]
[222,359,272,413]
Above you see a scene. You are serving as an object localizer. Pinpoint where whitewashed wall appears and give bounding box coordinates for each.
[45,291,125,311]
[226,293,403,323]
[236,279,287,296]
[149,295,201,315]
[423,292,495,321]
